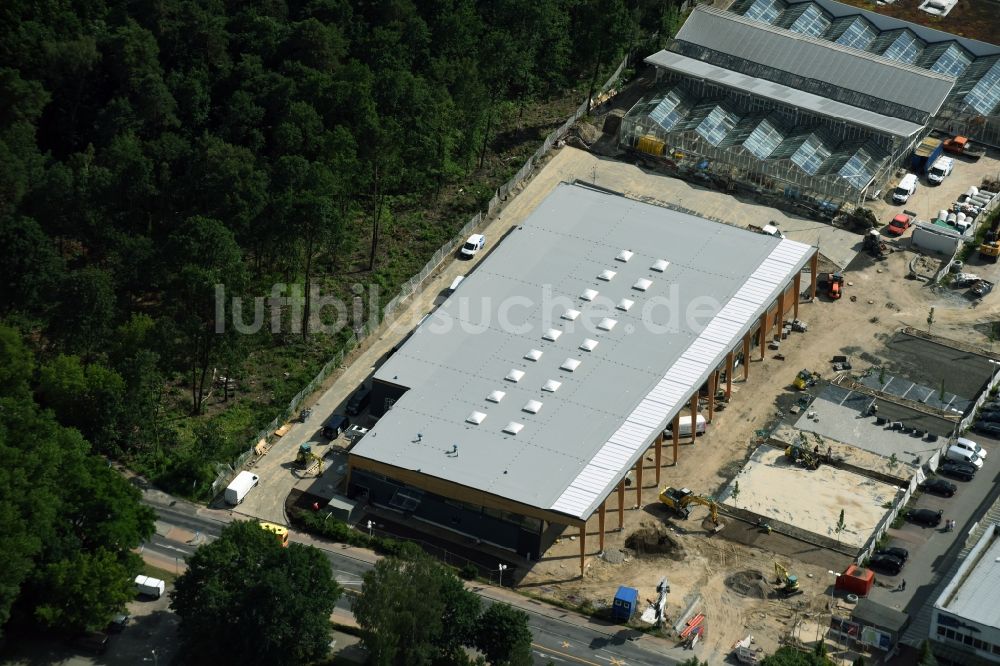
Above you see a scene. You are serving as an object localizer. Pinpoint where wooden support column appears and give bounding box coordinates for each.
[793,273,802,319]
[618,479,625,530]
[742,334,750,381]
[635,458,643,508]
[689,394,698,438]
[655,432,663,485]
[708,372,717,422]
[726,351,734,399]
[758,313,767,360]
[598,503,606,553]
[672,414,680,464]
[810,252,818,299]
[579,527,587,576]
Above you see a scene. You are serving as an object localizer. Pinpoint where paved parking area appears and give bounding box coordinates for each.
[868,432,1000,612]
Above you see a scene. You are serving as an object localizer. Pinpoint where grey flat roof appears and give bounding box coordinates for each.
[853,598,909,632]
[877,332,996,403]
[645,50,924,139]
[352,182,814,521]
[936,524,1000,627]
[675,6,954,116]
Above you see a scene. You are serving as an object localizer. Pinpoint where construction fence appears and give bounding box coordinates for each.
[212,56,631,496]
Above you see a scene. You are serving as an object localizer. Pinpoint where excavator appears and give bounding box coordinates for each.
[659,487,724,532]
[774,562,802,597]
[296,443,324,475]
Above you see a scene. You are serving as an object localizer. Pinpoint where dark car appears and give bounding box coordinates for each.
[107,613,129,633]
[939,461,976,481]
[973,420,1000,436]
[869,552,904,575]
[346,386,372,416]
[919,477,957,496]
[906,508,943,527]
[977,410,1000,423]
[875,546,909,563]
[321,414,350,439]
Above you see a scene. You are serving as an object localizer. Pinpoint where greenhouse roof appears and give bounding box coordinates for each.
[675,6,954,117]
[645,50,924,138]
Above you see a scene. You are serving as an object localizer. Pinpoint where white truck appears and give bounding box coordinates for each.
[224,471,259,505]
[927,157,954,185]
[134,575,165,599]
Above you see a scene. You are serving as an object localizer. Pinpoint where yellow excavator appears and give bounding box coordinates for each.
[296,443,324,475]
[774,561,802,597]
[658,487,724,532]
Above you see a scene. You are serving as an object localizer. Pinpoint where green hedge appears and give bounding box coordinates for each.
[290,508,422,558]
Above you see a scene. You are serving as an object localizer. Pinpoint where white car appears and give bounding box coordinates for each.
[447,275,465,293]
[460,234,486,258]
[955,436,987,459]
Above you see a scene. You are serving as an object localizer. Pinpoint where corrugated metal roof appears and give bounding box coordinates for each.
[644,51,923,139]
[352,183,814,522]
[674,6,954,117]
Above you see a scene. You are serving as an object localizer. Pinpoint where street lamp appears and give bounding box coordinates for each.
[498,563,508,587]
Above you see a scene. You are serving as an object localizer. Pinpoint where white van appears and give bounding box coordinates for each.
[954,436,987,459]
[892,174,918,204]
[134,575,165,599]
[665,414,707,437]
[224,471,259,505]
[946,445,984,469]
[928,157,954,185]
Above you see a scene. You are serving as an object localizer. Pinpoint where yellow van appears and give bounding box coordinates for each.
[259,522,289,547]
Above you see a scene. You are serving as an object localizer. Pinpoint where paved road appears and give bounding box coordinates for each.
[141,492,687,666]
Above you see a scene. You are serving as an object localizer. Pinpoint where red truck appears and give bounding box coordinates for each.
[943,135,986,160]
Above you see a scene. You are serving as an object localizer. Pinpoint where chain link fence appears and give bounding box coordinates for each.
[213,56,630,495]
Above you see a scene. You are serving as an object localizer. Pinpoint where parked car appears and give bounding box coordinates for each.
[973,421,1000,436]
[939,461,976,481]
[346,385,372,416]
[107,613,129,633]
[971,280,994,298]
[892,174,918,204]
[875,546,909,563]
[954,436,988,459]
[869,552,904,575]
[906,508,943,527]
[919,477,957,496]
[978,410,1000,423]
[459,233,486,258]
[321,414,350,439]
[887,213,912,236]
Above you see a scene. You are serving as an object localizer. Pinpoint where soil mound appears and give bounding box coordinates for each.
[624,523,686,558]
[725,570,770,598]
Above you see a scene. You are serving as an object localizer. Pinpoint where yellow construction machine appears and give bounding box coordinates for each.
[774,561,802,597]
[296,443,324,475]
[659,487,724,532]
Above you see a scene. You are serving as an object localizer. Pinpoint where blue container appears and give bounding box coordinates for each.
[612,586,639,622]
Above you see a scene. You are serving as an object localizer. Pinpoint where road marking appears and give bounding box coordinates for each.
[531,643,601,666]
[610,658,627,666]
[562,640,571,648]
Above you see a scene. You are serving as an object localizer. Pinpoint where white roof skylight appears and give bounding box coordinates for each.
[523,400,543,414]
[651,259,669,272]
[616,250,634,263]
[617,298,634,312]
[561,358,581,372]
[486,390,506,403]
[542,329,562,341]
[542,379,562,392]
[505,369,525,382]
[598,269,617,281]
[597,318,617,331]
[633,278,652,291]
[580,288,599,301]
[466,411,487,425]
[562,309,581,321]
[524,349,543,361]
[580,338,599,352]
[503,422,524,435]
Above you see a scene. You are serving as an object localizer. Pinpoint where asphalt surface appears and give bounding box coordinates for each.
[869,432,1000,617]
[136,492,688,666]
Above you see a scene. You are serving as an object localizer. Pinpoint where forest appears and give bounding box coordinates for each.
[1,0,681,495]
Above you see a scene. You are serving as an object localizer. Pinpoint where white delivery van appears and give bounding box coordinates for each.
[954,436,987,459]
[927,157,954,184]
[665,414,707,437]
[224,471,260,505]
[892,174,918,204]
[945,445,984,469]
[134,575,165,599]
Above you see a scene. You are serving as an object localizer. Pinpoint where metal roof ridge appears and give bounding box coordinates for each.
[693,4,957,82]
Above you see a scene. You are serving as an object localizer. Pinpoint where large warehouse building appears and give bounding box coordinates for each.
[621,0,1000,209]
[347,182,817,570]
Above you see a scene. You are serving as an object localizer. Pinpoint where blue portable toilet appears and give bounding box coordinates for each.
[612,586,639,622]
